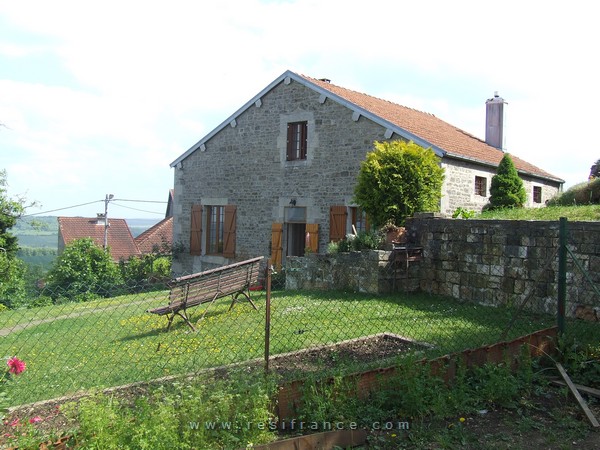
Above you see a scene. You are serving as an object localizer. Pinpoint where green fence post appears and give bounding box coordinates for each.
[557,217,567,334]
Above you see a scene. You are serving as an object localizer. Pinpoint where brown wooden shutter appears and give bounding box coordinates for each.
[329,206,347,242]
[190,204,202,256]
[306,223,319,253]
[223,205,236,258]
[271,223,283,270]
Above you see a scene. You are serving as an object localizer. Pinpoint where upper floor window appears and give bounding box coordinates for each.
[533,186,542,203]
[475,176,487,197]
[286,121,307,161]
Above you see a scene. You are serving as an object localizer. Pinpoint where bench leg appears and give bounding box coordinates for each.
[229,291,258,311]
[176,310,196,332]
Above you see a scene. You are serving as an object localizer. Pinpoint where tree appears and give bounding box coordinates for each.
[44,238,123,302]
[488,154,526,210]
[0,170,27,307]
[589,159,600,179]
[354,140,445,227]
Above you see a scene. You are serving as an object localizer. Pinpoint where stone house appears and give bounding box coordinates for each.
[170,70,563,274]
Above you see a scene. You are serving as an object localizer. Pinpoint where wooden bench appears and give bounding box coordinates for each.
[148,256,264,331]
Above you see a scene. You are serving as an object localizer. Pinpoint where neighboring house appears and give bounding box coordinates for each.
[135,216,173,255]
[58,215,141,262]
[170,70,563,273]
[58,196,174,262]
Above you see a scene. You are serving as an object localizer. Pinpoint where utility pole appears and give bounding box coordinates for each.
[104,194,114,250]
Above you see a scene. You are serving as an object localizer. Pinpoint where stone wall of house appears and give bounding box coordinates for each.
[440,159,561,216]
[173,77,405,275]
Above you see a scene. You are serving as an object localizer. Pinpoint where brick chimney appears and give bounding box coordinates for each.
[485,92,506,150]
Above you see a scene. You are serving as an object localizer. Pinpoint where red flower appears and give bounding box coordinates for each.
[6,357,26,375]
[28,416,42,424]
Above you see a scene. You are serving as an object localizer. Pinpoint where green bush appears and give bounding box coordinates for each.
[328,230,384,253]
[44,238,123,302]
[488,154,526,210]
[547,178,600,206]
[354,140,445,227]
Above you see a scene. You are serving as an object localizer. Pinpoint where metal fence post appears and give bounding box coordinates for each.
[557,217,567,335]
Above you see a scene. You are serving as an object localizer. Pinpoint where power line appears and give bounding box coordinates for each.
[21,198,168,217]
[110,202,165,216]
[22,200,104,217]
[113,198,167,204]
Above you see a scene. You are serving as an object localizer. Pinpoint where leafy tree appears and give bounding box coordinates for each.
[354,140,445,227]
[488,154,526,210]
[0,170,27,307]
[0,170,24,257]
[589,159,600,179]
[44,238,123,302]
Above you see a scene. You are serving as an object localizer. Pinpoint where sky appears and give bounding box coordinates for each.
[1,1,598,220]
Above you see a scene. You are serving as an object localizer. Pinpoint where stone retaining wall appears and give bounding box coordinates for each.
[405,217,600,317]
[285,218,600,319]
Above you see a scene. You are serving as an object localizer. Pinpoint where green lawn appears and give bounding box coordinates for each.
[0,290,560,406]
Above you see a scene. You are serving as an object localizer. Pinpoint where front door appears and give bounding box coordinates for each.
[284,206,307,258]
[286,223,306,257]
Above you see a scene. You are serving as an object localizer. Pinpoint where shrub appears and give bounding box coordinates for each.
[44,238,123,302]
[354,140,445,227]
[488,154,526,209]
[547,178,600,206]
[329,230,384,253]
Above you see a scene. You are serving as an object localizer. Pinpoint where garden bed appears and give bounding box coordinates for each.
[267,332,432,377]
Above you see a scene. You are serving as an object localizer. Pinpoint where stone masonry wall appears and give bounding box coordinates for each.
[284,218,599,320]
[405,217,600,317]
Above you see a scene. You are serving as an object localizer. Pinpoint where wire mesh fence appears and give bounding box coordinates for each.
[1,221,599,408]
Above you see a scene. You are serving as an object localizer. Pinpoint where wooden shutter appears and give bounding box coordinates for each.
[306,223,319,253]
[223,205,236,258]
[271,223,283,270]
[329,206,347,242]
[190,204,202,256]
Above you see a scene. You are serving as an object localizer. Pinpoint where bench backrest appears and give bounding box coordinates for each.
[169,256,263,307]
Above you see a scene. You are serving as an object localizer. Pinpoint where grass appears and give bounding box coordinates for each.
[0,289,562,407]
[477,204,600,221]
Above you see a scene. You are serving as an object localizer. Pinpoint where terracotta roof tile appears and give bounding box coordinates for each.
[58,216,141,262]
[301,75,563,182]
[135,217,173,254]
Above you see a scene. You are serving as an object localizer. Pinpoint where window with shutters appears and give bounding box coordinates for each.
[286,121,307,161]
[191,204,236,257]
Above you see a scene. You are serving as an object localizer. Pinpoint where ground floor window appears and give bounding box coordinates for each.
[206,205,224,254]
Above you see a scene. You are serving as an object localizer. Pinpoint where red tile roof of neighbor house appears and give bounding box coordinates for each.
[300,75,563,183]
[58,216,141,262]
[135,216,173,254]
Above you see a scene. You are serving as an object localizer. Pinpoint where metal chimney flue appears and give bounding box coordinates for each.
[485,92,506,150]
